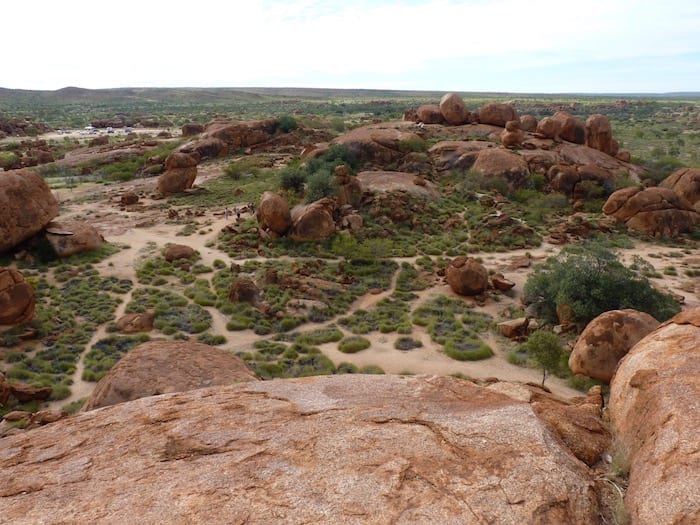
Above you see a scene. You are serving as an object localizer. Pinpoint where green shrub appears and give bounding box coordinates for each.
[224,158,261,180]
[338,336,371,353]
[335,362,359,374]
[294,327,344,345]
[279,167,306,193]
[523,242,680,325]
[305,168,338,202]
[197,333,227,345]
[394,337,423,351]
[278,115,298,133]
[358,364,385,374]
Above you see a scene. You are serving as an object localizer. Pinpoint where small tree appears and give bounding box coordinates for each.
[523,330,563,388]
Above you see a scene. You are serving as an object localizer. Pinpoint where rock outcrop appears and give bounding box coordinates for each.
[446,256,489,296]
[45,220,104,258]
[602,186,699,236]
[82,341,259,411]
[257,191,292,235]
[569,309,660,383]
[0,169,59,253]
[0,267,35,325]
[357,171,440,198]
[0,375,599,524]
[609,307,700,525]
[332,126,425,165]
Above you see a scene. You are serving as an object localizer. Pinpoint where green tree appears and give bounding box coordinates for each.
[523,330,563,388]
[523,242,680,325]
[305,168,338,202]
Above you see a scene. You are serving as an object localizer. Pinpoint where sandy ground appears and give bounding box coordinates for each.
[35,166,700,408]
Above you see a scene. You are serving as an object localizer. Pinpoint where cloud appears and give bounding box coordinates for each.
[2,0,698,91]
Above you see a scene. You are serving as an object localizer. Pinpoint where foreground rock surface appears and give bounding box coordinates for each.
[0,375,598,524]
[82,341,259,410]
[609,307,700,525]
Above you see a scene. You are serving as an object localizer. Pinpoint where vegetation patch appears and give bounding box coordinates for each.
[82,334,150,381]
[412,296,493,361]
[125,287,211,335]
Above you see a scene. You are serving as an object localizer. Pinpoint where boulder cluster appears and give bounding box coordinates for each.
[158,119,282,194]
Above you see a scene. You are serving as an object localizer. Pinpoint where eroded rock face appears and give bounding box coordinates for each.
[602,186,699,236]
[45,220,104,258]
[569,309,660,383]
[82,341,259,411]
[288,198,336,241]
[0,169,59,253]
[446,256,489,296]
[257,191,292,235]
[0,375,599,524]
[609,307,700,525]
[439,93,469,125]
[0,267,35,325]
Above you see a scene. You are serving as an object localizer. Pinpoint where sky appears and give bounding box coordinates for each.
[2,0,699,93]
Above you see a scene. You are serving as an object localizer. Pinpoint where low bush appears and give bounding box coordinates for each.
[338,336,371,353]
[394,337,423,351]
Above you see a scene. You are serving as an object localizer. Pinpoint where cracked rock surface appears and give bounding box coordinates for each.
[0,374,598,524]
